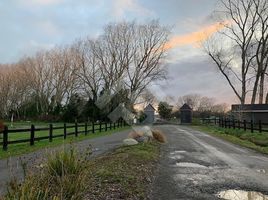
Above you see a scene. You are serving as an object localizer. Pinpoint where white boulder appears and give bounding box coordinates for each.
[143,126,153,138]
[123,138,138,146]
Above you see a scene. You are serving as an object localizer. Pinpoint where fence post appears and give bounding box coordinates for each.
[233,119,235,129]
[117,120,120,128]
[105,122,107,131]
[224,118,227,128]
[110,121,112,130]
[64,123,67,139]
[75,123,78,137]
[238,120,240,129]
[30,124,35,146]
[99,122,102,132]
[114,122,116,129]
[228,119,231,129]
[250,120,254,133]
[92,122,95,133]
[49,124,53,142]
[259,120,262,133]
[3,126,8,151]
[243,120,247,131]
[85,122,88,135]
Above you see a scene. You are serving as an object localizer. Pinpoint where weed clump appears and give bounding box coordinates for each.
[5,148,88,200]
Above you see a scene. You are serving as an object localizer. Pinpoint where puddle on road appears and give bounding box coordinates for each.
[217,190,268,200]
[175,162,207,169]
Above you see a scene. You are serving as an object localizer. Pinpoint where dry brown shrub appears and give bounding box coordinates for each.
[152,129,167,143]
[128,131,144,139]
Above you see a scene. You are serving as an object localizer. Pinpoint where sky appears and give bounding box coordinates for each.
[0,0,237,106]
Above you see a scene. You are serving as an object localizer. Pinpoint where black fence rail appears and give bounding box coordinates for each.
[0,120,127,151]
[201,118,268,133]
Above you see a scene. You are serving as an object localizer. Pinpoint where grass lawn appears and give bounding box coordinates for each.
[0,122,130,159]
[3,142,160,200]
[192,125,268,154]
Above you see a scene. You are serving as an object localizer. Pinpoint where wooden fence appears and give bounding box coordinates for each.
[0,120,127,151]
[201,118,268,133]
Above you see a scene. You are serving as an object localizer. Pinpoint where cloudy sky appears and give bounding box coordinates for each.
[0,0,237,106]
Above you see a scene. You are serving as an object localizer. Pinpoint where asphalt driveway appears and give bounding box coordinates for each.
[151,125,268,200]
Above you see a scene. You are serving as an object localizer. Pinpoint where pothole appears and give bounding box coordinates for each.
[256,169,266,174]
[170,150,187,155]
[217,190,268,200]
[170,155,184,160]
[175,162,207,169]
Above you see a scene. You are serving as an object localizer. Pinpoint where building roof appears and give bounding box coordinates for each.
[232,104,268,111]
[144,104,155,111]
[180,103,192,111]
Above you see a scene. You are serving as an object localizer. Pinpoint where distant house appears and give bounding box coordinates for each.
[180,104,192,124]
[143,104,155,124]
[232,104,268,123]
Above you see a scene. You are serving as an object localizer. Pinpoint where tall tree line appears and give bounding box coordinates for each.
[0,20,170,121]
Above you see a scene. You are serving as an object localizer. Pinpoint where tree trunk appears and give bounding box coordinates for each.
[259,72,265,104]
[251,70,261,104]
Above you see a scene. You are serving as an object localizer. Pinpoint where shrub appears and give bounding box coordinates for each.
[152,129,167,143]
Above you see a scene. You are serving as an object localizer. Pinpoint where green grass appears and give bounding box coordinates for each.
[3,142,160,200]
[193,125,268,154]
[87,142,160,199]
[0,125,130,159]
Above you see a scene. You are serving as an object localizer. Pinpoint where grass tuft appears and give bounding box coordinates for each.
[5,148,88,200]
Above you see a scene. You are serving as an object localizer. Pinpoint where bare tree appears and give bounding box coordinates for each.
[204,0,261,105]
[93,20,170,105]
[0,64,30,119]
[251,0,268,104]
[177,94,201,110]
[71,39,102,101]
[47,46,78,107]
[93,22,134,91]
[197,96,216,112]
[125,20,170,104]
[211,103,229,114]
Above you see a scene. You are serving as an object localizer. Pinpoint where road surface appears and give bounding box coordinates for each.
[151,125,268,200]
